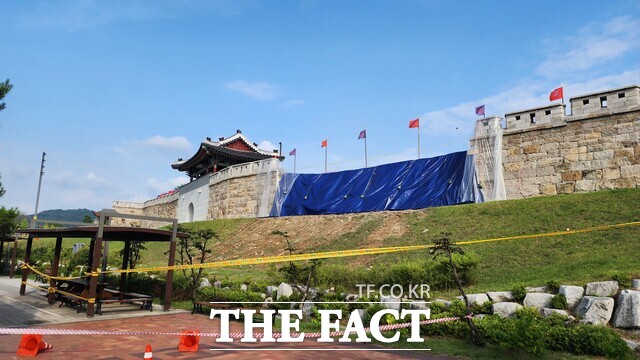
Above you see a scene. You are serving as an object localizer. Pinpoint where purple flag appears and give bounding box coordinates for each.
[358,129,366,139]
[289,148,296,156]
[475,105,485,117]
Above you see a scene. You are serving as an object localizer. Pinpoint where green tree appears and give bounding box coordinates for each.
[0,174,5,198]
[0,79,12,111]
[82,215,93,223]
[273,230,321,306]
[120,241,147,271]
[0,206,20,237]
[177,227,218,300]
[431,233,482,345]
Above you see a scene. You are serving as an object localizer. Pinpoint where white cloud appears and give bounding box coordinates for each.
[136,135,192,152]
[225,80,277,100]
[536,16,640,78]
[258,140,277,152]
[147,176,189,193]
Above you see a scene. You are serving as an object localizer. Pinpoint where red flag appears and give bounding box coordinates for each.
[358,129,366,139]
[549,87,563,101]
[409,118,420,128]
[321,139,327,148]
[475,105,485,117]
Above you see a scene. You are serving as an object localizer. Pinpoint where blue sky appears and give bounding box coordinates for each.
[1,0,639,212]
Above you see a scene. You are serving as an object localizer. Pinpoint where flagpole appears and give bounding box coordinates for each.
[417,120,421,159]
[294,153,296,173]
[561,83,565,105]
[364,135,368,168]
[324,145,328,173]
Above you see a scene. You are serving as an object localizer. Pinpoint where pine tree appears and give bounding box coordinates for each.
[0,79,13,111]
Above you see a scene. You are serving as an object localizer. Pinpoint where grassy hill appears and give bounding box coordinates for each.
[24,188,640,297]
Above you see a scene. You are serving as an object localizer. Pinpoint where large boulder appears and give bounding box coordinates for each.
[493,302,522,318]
[409,301,429,310]
[486,291,514,303]
[559,285,584,309]
[456,293,489,305]
[541,308,569,317]
[213,280,222,289]
[276,282,293,300]
[240,284,248,291]
[198,278,211,289]
[525,286,548,293]
[611,290,640,328]
[523,293,555,309]
[575,296,614,325]
[632,279,640,291]
[380,295,401,310]
[585,281,619,297]
[301,301,314,317]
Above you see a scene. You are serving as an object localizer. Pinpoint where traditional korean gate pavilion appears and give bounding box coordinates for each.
[16,210,188,317]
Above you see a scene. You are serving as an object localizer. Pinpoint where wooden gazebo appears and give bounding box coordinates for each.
[0,235,17,276]
[15,210,188,317]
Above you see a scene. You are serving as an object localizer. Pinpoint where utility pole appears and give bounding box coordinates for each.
[32,152,46,228]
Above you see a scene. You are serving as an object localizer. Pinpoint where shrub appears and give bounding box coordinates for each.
[546,280,560,293]
[447,299,467,318]
[547,324,635,359]
[511,284,527,304]
[480,307,548,355]
[471,301,493,315]
[612,273,631,288]
[550,294,567,310]
[429,301,446,315]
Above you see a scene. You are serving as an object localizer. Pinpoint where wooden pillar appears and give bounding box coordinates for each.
[164,240,176,311]
[119,240,131,300]
[87,235,102,317]
[48,237,63,304]
[87,238,95,270]
[19,236,34,295]
[9,238,18,279]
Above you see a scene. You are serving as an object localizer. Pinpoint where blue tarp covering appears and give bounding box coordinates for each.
[270,151,481,217]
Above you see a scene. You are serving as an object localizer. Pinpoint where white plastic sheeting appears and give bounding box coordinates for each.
[255,158,283,217]
[469,116,507,201]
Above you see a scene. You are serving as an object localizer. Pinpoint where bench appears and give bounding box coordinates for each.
[34,268,53,283]
[96,292,153,315]
[58,292,89,313]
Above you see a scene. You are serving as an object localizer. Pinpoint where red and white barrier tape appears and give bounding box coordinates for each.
[0,316,460,339]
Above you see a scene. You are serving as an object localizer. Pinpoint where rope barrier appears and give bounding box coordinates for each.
[0,316,461,338]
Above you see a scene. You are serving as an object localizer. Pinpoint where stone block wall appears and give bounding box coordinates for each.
[111,201,144,227]
[208,174,258,219]
[502,109,640,199]
[141,198,178,228]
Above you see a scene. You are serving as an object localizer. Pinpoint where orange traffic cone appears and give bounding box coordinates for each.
[143,344,153,360]
[16,334,52,357]
[178,330,199,352]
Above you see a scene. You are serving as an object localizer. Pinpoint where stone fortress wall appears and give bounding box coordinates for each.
[499,85,640,199]
[113,158,281,225]
[114,85,640,225]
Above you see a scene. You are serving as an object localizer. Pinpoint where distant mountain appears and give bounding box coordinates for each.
[24,208,96,223]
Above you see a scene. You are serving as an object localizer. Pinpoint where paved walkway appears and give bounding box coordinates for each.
[0,276,451,359]
[0,277,187,327]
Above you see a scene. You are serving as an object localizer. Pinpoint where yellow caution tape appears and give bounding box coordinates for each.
[99,220,640,275]
[15,220,640,277]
